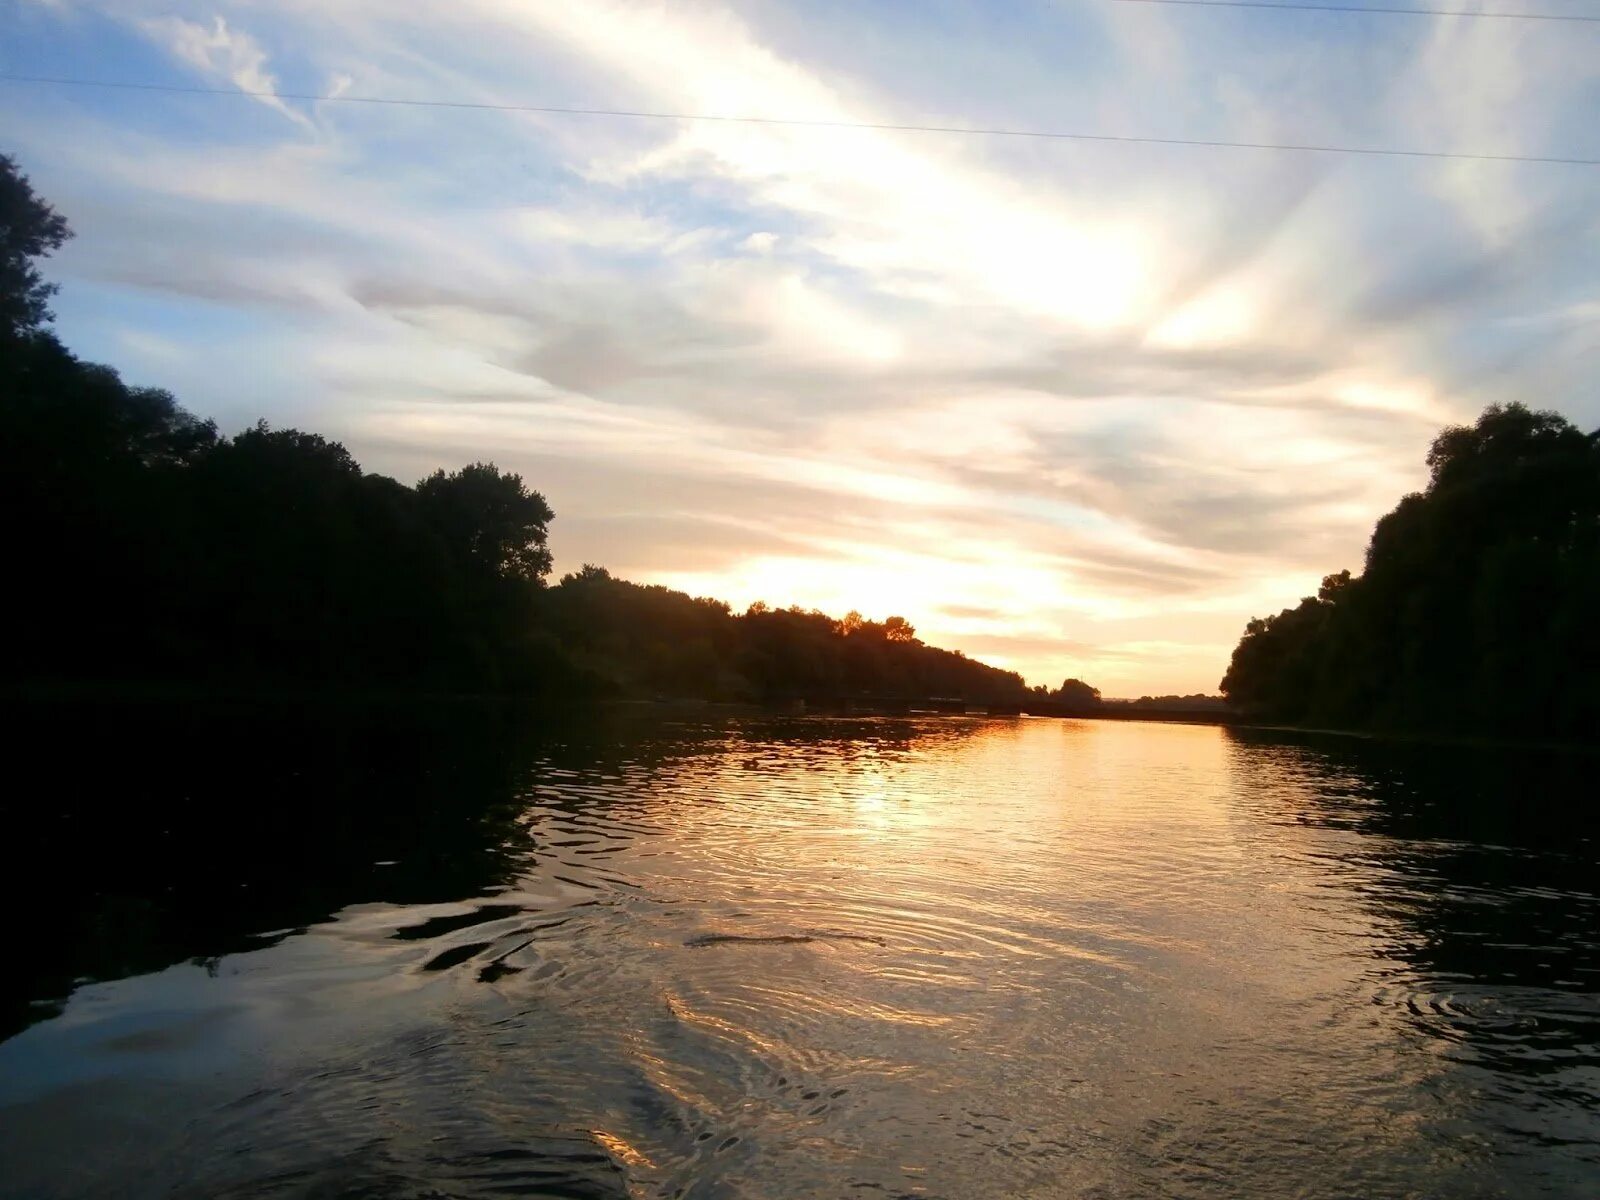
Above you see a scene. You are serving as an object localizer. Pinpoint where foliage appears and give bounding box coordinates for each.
[0,152,1030,705]
[540,570,1026,703]
[1103,694,1228,712]
[416,463,554,585]
[1221,403,1600,739]
[0,153,70,340]
[1,336,557,689]
[1053,678,1102,712]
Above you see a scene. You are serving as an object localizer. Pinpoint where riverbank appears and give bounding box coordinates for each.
[6,680,1593,755]
[1227,719,1600,757]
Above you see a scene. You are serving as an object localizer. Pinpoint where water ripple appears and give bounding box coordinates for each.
[3,718,1598,1199]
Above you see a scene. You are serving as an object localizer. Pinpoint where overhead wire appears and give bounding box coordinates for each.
[1,74,1596,166]
[1107,0,1600,22]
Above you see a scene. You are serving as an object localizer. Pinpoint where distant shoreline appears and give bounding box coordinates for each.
[7,680,1593,754]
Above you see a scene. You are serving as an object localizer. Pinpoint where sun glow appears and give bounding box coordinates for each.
[652,544,1071,632]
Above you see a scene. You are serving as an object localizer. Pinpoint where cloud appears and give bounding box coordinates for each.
[4,0,1596,692]
[138,15,314,132]
[115,327,190,365]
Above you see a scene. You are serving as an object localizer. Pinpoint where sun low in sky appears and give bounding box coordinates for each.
[4,0,1596,694]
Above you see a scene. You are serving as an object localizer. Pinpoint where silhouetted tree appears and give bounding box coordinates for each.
[1053,678,1102,712]
[1222,403,1600,740]
[883,616,919,643]
[0,150,1039,706]
[0,153,70,340]
[416,463,554,585]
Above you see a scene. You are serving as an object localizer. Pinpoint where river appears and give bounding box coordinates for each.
[1,709,1596,1198]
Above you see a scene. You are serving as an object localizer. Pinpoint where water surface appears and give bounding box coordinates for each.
[1,712,1596,1198]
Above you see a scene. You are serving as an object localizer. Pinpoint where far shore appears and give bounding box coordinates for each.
[7,680,1594,755]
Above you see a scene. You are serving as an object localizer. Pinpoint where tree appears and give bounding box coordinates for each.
[416,462,554,585]
[213,423,361,482]
[883,615,918,643]
[1,149,1042,705]
[1424,402,1593,494]
[0,153,71,340]
[3,348,218,478]
[561,564,613,587]
[1055,678,1102,711]
[1221,402,1600,738]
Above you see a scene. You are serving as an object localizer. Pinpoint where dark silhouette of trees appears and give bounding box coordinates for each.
[537,571,1026,704]
[1,152,70,339]
[0,157,546,693]
[882,615,918,643]
[1222,403,1600,740]
[1,152,1031,707]
[1105,694,1227,712]
[1053,678,1102,712]
[836,611,920,644]
[416,463,554,584]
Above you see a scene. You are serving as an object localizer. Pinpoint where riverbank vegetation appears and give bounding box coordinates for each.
[16,150,1590,732]
[1221,403,1600,740]
[2,155,1027,706]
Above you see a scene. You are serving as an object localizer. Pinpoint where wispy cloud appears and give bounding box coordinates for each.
[2,0,1595,692]
[138,15,314,131]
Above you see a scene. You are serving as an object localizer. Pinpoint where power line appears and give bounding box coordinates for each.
[3,72,1596,167]
[1108,0,1600,22]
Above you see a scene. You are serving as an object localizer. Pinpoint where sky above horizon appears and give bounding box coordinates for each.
[3,0,1597,694]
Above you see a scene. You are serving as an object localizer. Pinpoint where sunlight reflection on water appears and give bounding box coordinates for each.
[1,716,1596,1199]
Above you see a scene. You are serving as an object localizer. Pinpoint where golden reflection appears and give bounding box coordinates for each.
[664,990,790,1058]
[588,1128,655,1171]
[741,982,958,1029]
[613,1024,723,1117]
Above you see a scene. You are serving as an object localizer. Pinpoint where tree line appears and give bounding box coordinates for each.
[1,154,1027,705]
[542,569,1026,703]
[1221,402,1600,740]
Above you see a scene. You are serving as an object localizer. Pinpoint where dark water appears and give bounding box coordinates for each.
[1,708,1597,1199]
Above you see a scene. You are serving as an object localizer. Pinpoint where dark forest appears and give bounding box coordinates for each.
[1221,402,1600,740]
[2,153,1027,707]
[8,150,1596,736]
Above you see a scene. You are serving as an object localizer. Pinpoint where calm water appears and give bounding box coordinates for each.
[1,710,1597,1198]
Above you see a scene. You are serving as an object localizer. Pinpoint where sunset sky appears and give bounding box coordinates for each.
[4,0,1596,694]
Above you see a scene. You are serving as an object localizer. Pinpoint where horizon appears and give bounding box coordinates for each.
[3,0,1596,695]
